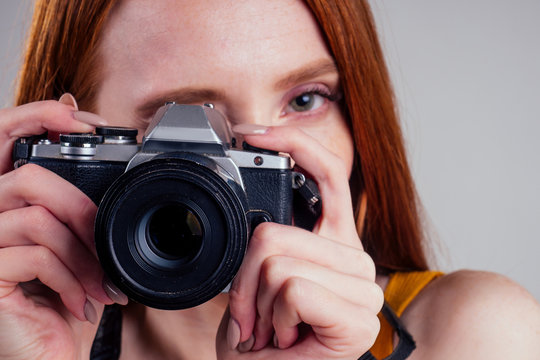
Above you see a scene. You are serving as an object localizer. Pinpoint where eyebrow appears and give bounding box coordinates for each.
[135,58,338,118]
[273,59,339,91]
[136,88,226,118]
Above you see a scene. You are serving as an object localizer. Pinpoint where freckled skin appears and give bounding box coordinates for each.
[96,0,354,174]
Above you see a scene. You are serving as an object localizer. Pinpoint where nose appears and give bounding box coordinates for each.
[223,99,275,129]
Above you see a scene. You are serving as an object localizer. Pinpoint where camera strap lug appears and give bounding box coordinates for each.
[292,172,322,230]
[12,133,47,165]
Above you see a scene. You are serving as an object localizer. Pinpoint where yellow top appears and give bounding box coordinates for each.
[369,271,444,359]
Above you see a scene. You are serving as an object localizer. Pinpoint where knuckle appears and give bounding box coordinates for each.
[363,253,377,281]
[365,313,381,346]
[251,221,277,239]
[368,283,385,312]
[11,164,53,194]
[281,277,305,303]
[17,100,60,126]
[26,206,55,233]
[353,250,376,281]
[227,287,250,310]
[349,249,365,273]
[15,163,45,180]
[260,256,285,288]
[249,222,280,253]
[348,310,380,352]
[348,249,373,279]
[39,100,62,114]
[31,246,55,268]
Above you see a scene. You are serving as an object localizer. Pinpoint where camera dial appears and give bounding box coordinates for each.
[96,126,138,144]
[60,133,103,157]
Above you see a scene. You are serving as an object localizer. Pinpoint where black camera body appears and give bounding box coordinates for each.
[13,104,297,309]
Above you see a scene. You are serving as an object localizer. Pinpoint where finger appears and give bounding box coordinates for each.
[272,277,380,356]
[0,206,112,304]
[1,100,109,137]
[237,126,359,244]
[0,246,91,322]
[0,100,104,173]
[217,308,282,359]
[229,222,375,343]
[253,255,383,350]
[0,164,97,253]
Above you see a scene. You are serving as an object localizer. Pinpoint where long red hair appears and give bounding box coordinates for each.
[16,0,429,273]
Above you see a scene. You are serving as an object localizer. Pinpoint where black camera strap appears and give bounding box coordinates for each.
[90,304,122,360]
[358,303,416,360]
[90,303,415,359]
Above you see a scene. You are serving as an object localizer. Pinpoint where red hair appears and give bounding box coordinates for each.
[305,0,429,272]
[15,0,117,110]
[16,0,429,273]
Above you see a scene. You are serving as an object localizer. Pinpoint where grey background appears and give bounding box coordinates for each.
[369,0,540,301]
[0,1,538,300]
[0,1,32,106]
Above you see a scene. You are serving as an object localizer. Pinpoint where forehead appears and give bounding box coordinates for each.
[98,0,332,86]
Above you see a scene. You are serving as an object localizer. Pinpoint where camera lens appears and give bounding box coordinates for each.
[95,154,249,309]
[146,204,203,261]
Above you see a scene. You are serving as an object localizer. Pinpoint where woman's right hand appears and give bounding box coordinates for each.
[0,97,115,360]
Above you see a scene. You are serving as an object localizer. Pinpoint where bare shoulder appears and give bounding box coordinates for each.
[401,270,540,359]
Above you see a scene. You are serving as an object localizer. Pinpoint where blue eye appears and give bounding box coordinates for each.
[287,92,326,113]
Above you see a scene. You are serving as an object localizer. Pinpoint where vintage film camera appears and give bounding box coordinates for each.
[13,103,320,309]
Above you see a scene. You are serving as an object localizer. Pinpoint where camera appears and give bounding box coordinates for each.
[12,103,318,309]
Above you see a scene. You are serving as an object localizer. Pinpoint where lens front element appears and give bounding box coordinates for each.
[147,204,203,262]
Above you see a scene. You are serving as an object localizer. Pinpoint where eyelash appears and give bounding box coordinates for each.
[283,85,342,115]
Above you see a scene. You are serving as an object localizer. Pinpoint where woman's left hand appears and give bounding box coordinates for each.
[216,125,383,359]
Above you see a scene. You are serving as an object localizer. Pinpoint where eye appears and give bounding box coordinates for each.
[287,92,326,113]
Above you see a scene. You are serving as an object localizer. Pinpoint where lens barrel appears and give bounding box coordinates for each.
[95,154,248,309]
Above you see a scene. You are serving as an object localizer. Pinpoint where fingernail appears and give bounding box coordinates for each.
[84,299,98,324]
[238,333,255,353]
[232,124,269,135]
[227,317,241,350]
[73,111,108,126]
[58,93,79,110]
[103,277,129,305]
[273,333,279,348]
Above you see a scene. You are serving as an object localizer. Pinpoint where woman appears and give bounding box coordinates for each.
[0,0,538,359]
